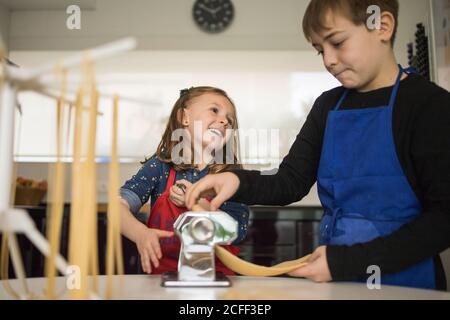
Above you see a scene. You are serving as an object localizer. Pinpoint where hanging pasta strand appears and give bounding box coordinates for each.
[105,95,124,299]
[10,82,23,207]
[68,55,100,299]
[68,89,86,299]
[66,104,73,153]
[68,68,88,299]
[44,65,68,299]
[85,61,99,293]
[113,96,124,283]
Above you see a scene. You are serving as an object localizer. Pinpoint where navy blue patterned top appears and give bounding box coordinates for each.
[120,155,249,243]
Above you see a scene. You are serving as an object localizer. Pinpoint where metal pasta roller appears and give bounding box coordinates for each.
[161,204,238,287]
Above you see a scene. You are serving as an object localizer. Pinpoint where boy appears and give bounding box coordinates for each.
[186,0,450,290]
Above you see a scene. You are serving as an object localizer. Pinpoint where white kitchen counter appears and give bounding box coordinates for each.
[1,275,450,300]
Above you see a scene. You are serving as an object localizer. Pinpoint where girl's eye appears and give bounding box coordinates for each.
[211,107,219,113]
[317,50,324,56]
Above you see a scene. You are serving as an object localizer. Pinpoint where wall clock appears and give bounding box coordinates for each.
[193,0,234,34]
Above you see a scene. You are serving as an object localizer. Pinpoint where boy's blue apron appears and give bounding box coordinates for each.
[317,65,435,289]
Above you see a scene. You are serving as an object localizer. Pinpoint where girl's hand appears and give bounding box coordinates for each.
[287,246,332,282]
[135,227,173,274]
[185,172,240,211]
[169,179,192,207]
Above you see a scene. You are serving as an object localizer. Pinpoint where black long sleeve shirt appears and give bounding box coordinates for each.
[231,73,450,290]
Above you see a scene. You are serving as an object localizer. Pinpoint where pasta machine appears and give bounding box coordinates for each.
[161,206,238,287]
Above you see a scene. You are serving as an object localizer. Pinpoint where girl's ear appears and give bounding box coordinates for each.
[378,11,395,44]
[177,108,190,126]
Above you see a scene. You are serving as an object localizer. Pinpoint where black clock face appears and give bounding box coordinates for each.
[193,0,234,34]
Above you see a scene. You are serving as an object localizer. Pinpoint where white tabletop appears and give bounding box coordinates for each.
[1,275,450,300]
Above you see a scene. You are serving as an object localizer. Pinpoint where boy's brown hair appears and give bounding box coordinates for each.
[302,0,399,46]
[144,86,242,174]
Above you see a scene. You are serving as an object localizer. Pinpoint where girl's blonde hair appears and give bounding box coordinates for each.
[144,86,242,174]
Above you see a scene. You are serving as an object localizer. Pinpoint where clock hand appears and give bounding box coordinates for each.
[198,3,215,14]
[211,5,223,14]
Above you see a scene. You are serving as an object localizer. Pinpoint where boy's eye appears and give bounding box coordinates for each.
[332,40,345,48]
[211,107,219,113]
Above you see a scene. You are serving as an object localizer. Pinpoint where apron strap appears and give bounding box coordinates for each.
[164,168,177,193]
[387,65,405,110]
[403,66,418,74]
[333,89,349,111]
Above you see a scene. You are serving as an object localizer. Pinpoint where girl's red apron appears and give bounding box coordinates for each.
[146,168,239,275]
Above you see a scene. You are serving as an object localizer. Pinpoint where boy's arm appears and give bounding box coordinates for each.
[326,89,450,286]
[218,201,250,244]
[231,94,329,206]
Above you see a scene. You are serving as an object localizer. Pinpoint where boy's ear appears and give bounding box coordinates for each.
[177,108,190,126]
[378,11,396,44]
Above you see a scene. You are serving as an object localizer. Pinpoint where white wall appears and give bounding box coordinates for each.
[5,0,428,65]
[0,3,10,51]
[8,0,310,51]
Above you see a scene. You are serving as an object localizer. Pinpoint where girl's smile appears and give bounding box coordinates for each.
[183,93,236,149]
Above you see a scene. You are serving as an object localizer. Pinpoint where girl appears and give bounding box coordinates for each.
[119,86,249,275]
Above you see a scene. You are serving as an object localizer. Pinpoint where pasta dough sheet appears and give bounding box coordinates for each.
[215,246,310,277]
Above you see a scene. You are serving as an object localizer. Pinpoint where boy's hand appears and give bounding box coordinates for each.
[287,246,332,282]
[169,179,192,207]
[186,172,240,211]
[135,227,173,274]
[197,197,212,211]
